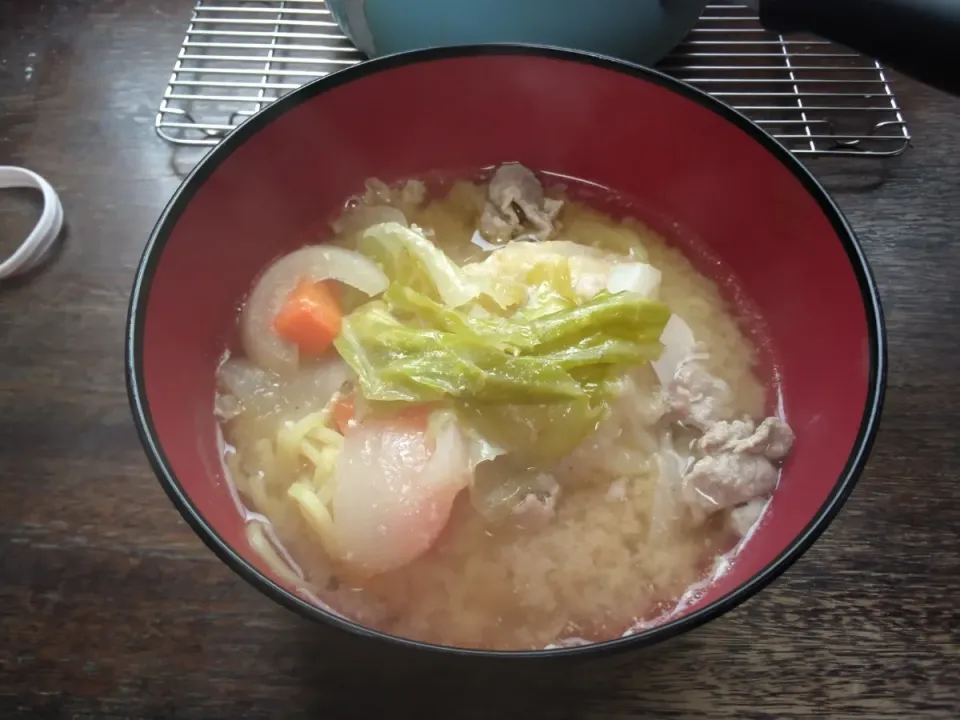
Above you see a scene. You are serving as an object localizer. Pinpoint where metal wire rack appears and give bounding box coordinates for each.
[156,1,910,157]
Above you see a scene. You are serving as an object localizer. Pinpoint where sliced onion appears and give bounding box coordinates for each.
[216,355,351,424]
[430,408,503,469]
[606,262,662,299]
[282,358,353,411]
[240,246,388,376]
[651,314,697,386]
[424,420,469,486]
[728,497,769,537]
[214,393,244,420]
[648,431,691,540]
[216,358,280,401]
[469,458,549,525]
[470,229,498,252]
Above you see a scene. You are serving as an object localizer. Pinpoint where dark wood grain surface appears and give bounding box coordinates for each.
[1,1,958,718]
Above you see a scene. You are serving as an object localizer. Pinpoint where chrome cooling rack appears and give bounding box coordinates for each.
[156,1,910,157]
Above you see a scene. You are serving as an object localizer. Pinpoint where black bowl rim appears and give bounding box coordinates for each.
[126,43,886,660]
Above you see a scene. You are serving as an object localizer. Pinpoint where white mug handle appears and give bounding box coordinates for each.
[0,166,65,280]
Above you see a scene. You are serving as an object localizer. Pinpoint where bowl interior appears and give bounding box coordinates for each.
[130,48,879,652]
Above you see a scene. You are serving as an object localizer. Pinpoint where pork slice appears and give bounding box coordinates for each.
[699,416,795,460]
[480,163,562,242]
[682,453,778,516]
[656,328,795,522]
[682,416,794,518]
[511,473,561,528]
[663,354,734,430]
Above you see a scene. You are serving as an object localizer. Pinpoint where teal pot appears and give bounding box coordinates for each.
[327,0,709,66]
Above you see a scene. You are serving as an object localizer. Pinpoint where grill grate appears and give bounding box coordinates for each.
[156,0,910,157]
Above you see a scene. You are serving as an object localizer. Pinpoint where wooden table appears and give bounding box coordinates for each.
[2,1,958,718]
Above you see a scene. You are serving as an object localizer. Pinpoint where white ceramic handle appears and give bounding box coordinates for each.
[0,166,65,280]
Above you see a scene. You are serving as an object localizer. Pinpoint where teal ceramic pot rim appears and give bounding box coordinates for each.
[327,0,709,66]
[333,0,377,56]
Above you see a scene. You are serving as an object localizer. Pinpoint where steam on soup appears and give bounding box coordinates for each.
[215,164,793,651]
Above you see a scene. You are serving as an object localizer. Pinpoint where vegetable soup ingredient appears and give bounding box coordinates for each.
[241,246,388,376]
[332,416,471,575]
[273,279,343,356]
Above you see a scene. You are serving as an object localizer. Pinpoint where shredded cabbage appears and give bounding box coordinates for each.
[339,224,671,463]
[460,396,606,465]
[516,257,580,318]
[384,284,538,352]
[463,240,607,310]
[335,303,585,403]
[336,291,668,402]
[360,222,524,310]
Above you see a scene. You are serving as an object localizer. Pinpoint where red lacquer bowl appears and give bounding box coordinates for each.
[126,46,885,659]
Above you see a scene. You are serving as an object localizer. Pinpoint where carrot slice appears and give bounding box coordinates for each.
[273,278,343,357]
[332,393,356,434]
[340,400,433,433]
[393,403,434,429]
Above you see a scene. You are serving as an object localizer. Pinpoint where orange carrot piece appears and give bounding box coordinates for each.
[333,396,434,434]
[332,393,356,434]
[273,278,343,356]
[393,403,434,429]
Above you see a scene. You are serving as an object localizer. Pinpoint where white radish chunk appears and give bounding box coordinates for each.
[332,419,470,575]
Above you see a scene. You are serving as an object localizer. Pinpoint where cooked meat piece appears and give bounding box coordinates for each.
[682,416,794,519]
[699,416,795,460]
[358,178,426,210]
[511,473,560,528]
[698,418,754,450]
[663,354,734,430]
[657,326,795,524]
[488,162,546,209]
[362,177,393,205]
[682,452,778,517]
[399,179,427,207]
[512,493,557,523]
[479,163,562,242]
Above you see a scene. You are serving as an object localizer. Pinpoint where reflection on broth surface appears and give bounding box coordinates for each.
[215,165,793,650]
